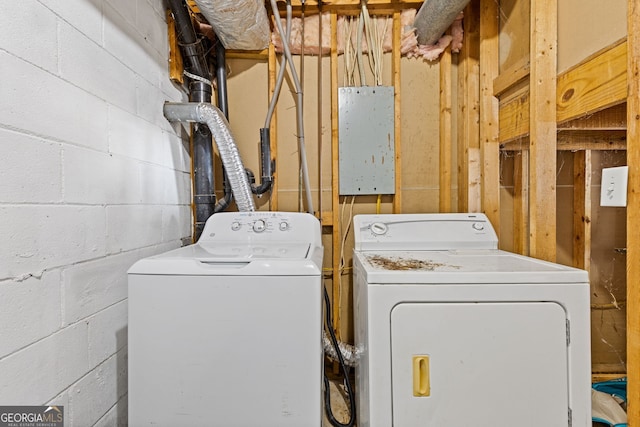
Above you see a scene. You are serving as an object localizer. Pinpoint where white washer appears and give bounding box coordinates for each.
[353,213,591,427]
[128,211,323,427]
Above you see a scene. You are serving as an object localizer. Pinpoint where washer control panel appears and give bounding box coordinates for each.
[200,211,321,245]
[354,213,498,251]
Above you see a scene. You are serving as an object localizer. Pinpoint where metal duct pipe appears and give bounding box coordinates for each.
[167,0,216,238]
[193,0,270,50]
[414,0,471,46]
[164,102,256,212]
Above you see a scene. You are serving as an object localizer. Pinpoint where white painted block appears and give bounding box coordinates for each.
[0,129,62,203]
[138,164,191,205]
[0,206,106,280]
[162,205,192,243]
[0,323,90,405]
[39,0,104,45]
[63,146,141,205]
[135,74,177,131]
[0,52,109,151]
[62,255,128,324]
[87,301,127,367]
[0,270,61,358]
[105,0,137,28]
[93,394,128,427]
[106,205,163,253]
[136,0,168,57]
[0,0,58,73]
[58,21,137,113]
[68,353,123,426]
[104,3,159,85]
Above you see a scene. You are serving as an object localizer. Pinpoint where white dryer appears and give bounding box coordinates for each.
[128,211,323,427]
[353,213,591,427]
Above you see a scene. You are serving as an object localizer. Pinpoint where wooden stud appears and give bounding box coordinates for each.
[528,0,557,262]
[572,151,592,271]
[513,150,529,255]
[392,11,402,213]
[330,11,342,340]
[493,56,530,98]
[457,0,481,213]
[268,43,279,211]
[439,41,452,213]
[480,0,500,235]
[166,9,184,86]
[627,0,640,422]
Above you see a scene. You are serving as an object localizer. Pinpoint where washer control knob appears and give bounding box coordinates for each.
[370,222,388,236]
[253,219,266,233]
[231,221,241,231]
[472,222,485,231]
[279,221,289,231]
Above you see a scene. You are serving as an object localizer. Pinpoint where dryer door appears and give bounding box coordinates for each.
[391,302,569,427]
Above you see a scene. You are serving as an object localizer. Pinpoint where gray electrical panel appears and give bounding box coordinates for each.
[338,86,395,195]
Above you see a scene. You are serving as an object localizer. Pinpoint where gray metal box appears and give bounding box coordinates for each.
[338,86,395,195]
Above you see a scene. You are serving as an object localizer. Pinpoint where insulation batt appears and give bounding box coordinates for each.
[194,0,270,50]
[271,10,464,61]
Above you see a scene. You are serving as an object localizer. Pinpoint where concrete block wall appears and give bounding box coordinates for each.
[0,1,191,425]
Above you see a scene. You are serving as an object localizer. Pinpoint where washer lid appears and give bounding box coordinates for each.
[355,249,588,284]
[128,242,322,276]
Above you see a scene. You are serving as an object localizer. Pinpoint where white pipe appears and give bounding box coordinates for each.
[269,0,314,215]
[164,102,256,212]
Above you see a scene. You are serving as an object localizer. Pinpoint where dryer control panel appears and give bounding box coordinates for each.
[354,213,498,251]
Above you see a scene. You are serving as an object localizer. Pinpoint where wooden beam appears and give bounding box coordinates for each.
[528,0,557,262]
[268,43,279,210]
[513,151,529,255]
[167,9,184,86]
[480,0,500,235]
[330,11,342,340]
[557,39,627,124]
[498,85,530,144]
[627,0,640,422]
[439,41,452,213]
[393,11,402,213]
[501,130,627,151]
[493,56,530,98]
[572,151,592,271]
[457,0,481,213]
[226,49,269,60]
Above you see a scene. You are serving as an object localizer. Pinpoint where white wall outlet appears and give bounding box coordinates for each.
[600,166,629,207]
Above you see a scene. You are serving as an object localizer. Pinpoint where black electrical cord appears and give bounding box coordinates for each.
[323,287,356,427]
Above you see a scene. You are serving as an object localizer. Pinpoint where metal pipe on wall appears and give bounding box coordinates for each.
[413,0,471,46]
[214,41,234,213]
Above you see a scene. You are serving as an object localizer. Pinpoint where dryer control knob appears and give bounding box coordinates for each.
[231,221,241,231]
[279,221,289,231]
[370,222,388,236]
[253,219,266,233]
[472,222,485,231]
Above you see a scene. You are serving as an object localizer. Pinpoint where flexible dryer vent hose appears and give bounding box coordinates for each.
[163,102,256,212]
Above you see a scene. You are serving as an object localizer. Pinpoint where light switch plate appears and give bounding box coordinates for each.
[600,166,629,207]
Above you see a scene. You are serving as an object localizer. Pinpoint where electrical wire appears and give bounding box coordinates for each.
[323,286,356,427]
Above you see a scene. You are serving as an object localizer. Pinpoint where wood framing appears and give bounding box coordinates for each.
[627,0,640,422]
[457,0,481,213]
[513,151,529,255]
[479,0,500,234]
[527,0,557,262]
[393,11,402,213]
[330,12,342,339]
[439,43,452,213]
[268,43,279,210]
[572,151,591,270]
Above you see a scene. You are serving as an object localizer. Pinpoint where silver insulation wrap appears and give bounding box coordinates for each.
[194,0,270,50]
[163,102,256,212]
[323,331,361,367]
